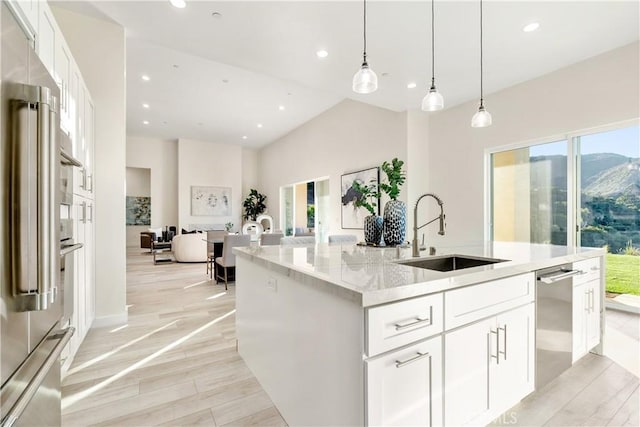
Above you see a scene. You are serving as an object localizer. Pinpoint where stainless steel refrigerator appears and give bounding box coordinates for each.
[1,4,77,426]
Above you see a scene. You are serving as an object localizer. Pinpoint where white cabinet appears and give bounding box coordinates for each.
[37,2,56,76]
[444,303,535,426]
[10,0,39,38]
[366,336,442,427]
[367,293,443,356]
[55,38,72,133]
[572,257,602,363]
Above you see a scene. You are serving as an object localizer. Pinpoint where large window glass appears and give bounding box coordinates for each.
[490,123,639,298]
[577,126,639,295]
[491,140,568,245]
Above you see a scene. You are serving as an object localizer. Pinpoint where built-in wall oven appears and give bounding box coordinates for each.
[59,131,83,327]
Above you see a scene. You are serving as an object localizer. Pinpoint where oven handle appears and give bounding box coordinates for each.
[60,243,83,256]
[1,327,75,427]
[537,269,581,284]
[60,149,83,167]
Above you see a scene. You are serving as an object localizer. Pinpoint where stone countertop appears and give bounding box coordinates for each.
[234,242,605,307]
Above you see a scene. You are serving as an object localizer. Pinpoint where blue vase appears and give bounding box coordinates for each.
[383,200,406,246]
[364,215,383,245]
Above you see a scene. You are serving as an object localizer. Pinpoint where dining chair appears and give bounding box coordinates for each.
[260,232,284,246]
[280,236,316,245]
[328,234,358,244]
[215,234,251,289]
[206,230,228,279]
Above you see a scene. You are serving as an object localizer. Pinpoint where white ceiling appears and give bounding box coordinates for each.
[60,1,639,148]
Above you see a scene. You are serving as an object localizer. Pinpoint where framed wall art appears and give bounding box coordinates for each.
[340,167,379,229]
[191,186,232,216]
[126,196,151,225]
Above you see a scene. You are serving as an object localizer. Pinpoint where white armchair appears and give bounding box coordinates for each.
[172,233,208,263]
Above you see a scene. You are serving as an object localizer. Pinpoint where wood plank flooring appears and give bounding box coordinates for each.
[61,248,286,426]
[62,248,639,426]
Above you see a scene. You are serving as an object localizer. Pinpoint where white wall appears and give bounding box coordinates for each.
[178,138,243,232]
[126,136,178,246]
[242,148,259,198]
[428,42,640,246]
[258,99,408,241]
[53,7,127,326]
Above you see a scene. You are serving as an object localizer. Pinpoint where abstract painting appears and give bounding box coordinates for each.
[126,196,151,225]
[341,167,379,229]
[191,186,232,216]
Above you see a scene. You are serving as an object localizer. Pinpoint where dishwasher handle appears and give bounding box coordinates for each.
[537,269,582,284]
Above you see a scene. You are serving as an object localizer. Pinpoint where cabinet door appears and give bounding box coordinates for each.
[444,317,495,426]
[84,201,95,328]
[492,303,535,415]
[37,3,56,76]
[586,280,601,351]
[55,40,71,132]
[85,96,95,198]
[572,283,588,362]
[367,337,442,427]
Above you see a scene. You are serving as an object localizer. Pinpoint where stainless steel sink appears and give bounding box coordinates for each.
[395,255,507,272]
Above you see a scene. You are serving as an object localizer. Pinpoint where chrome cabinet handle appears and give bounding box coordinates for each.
[490,329,500,364]
[81,201,87,224]
[395,351,430,368]
[395,306,433,331]
[590,289,595,312]
[499,324,507,361]
[88,204,93,223]
[585,290,590,312]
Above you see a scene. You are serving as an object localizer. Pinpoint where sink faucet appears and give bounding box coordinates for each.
[413,193,446,257]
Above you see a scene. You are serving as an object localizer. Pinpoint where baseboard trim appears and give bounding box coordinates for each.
[92,311,129,328]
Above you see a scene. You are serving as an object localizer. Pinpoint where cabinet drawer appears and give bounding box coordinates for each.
[573,257,602,285]
[444,273,534,330]
[366,293,443,357]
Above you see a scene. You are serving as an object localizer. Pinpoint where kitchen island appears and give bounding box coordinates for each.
[234,242,605,426]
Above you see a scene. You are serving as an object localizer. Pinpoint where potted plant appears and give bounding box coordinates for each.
[379,158,407,246]
[225,222,234,232]
[352,179,383,245]
[242,189,267,221]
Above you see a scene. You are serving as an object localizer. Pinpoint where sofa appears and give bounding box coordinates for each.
[172,233,208,263]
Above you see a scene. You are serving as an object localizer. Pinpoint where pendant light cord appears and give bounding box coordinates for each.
[363,0,368,64]
[431,0,435,87]
[479,0,484,107]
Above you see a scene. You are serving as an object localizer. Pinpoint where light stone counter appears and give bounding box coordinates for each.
[234,241,605,307]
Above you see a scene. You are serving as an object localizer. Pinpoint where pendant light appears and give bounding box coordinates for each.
[353,0,378,94]
[471,0,492,127]
[421,0,444,111]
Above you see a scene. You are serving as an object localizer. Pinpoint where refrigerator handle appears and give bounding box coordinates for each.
[11,84,59,311]
[0,327,74,427]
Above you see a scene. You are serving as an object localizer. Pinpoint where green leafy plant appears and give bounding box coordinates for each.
[379,158,406,200]
[618,240,640,256]
[225,222,234,232]
[352,179,380,215]
[242,189,267,221]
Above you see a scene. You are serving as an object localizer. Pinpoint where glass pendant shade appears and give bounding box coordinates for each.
[471,105,492,127]
[422,87,444,111]
[352,63,378,94]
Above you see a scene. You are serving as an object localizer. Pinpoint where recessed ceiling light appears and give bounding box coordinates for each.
[381,72,390,77]
[222,79,229,83]
[141,75,150,81]
[257,124,263,128]
[242,136,248,140]
[169,0,186,9]
[142,103,150,109]
[143,120,149,125]
[172,64,179,69]
[316,50,328,58]
[523,22,540,32]
[407,82,417,89]
[278,105,285,111]
[211,12,222,18]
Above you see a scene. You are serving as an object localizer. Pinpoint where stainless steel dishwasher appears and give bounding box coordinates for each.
[535,265,582,389]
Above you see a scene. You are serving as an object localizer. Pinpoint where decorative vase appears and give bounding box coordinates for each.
[364,215,383,245]
[383,200,406,246]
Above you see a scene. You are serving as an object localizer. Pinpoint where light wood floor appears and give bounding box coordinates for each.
[61,248,639,426]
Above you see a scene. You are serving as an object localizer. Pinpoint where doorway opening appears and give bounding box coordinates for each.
[280,177,330,242]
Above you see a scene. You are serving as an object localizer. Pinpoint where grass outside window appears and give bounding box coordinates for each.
[606,253,640,296]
